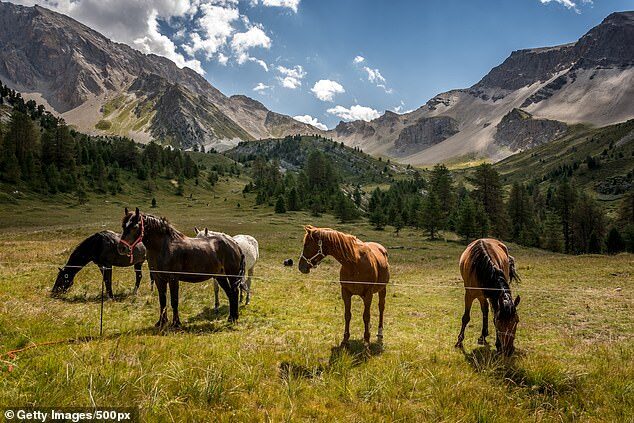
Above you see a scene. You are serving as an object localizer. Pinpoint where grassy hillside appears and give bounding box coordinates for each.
[494,120,634,198]
[226,135,414,184]
[0,182,632,421]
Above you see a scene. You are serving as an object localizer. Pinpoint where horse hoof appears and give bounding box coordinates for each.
[155,319,167,328]
[171,321,182,329]
[477,337,487,345]
[228,316,238,323]
[455,341,464,349]
[340,341,349,349]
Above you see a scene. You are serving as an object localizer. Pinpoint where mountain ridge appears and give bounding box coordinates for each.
[0,1,320,150]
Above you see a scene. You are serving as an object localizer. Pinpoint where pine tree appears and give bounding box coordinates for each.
[275,196,286,213]
[429,164,454,229]
[555,179,577,253]
[422,192,442,239]
[606,227,625,254]
[370,207,387,230]
[286,187,299,211]
[457,195,477,241]
[469,163,507,237]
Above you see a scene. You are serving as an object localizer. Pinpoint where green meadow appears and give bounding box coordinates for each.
[0,177,632,422]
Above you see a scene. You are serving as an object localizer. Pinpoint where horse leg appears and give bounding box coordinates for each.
[477,296,489,345]
[362,291,373,352]
[133,263,142,295]
[377,287,386,341]
[169,278,181,328]
[213,280,220,312]
[245,268,253,305]
[104,267,114,299]
[455,292,475,348]
[341,287,352,348]
[155,277,168,328]
[217,277,239,322]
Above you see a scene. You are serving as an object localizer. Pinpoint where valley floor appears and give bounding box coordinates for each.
[0,182,632,421]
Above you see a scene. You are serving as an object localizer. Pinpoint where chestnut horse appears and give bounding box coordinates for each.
[298,225,389,351]
[117,208,245,326]
[455,238,521,356]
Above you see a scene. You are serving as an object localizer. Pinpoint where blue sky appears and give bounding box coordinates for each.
[14,0,634,129]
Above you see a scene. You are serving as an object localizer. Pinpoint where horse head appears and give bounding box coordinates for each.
[118,207,143,256]
[298,225,325,274]
[494,294,521,356]
[52,266,74,295]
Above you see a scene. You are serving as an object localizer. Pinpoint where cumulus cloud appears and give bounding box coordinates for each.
[276,65,306,89]
[231,25,272,65]
[253,82,271,92]
[252,0,300,13]
[293,114,328,130]
[327,105,380,122]
[353,55,365,64]
[538,0,592,12]
[310,79,345,102]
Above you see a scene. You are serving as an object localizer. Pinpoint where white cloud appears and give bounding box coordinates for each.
[134,10,204,74]
[353,55,365,64]
[252,0,300,13]
[218,53,229,65]
[310,79,345,102]
[231,25,272,67]
[276,65,306,89]
[253,82,271,92]
[538,0,591,12]
[327,105,381,122]
[294,115,328,130]
[363,66,386,85]
[185,3,240,60]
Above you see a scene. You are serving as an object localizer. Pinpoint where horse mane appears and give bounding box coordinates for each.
[143,214,185,239]
[65,232,104,269]
[313,227,360,263]
[471,240,514,316]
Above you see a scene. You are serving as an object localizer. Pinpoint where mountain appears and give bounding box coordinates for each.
[0,1,320,150]
[327,11,634,165]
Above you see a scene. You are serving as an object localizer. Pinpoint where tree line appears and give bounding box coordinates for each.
[0,81,201,199]
[368,163,634,254]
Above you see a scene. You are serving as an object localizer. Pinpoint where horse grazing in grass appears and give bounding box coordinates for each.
[52,231,146,299]
[298,225,389,352]
[456,238,521,356]
[117,208,245,326]
[194,227,259,310]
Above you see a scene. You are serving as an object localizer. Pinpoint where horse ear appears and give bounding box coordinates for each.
[514,295,521,307]
[205,228,209,236]
[304,225,313,233]
[135,207,140,217]
[58,267,62,271]
[194,227,199,234]
[124,207,129,215]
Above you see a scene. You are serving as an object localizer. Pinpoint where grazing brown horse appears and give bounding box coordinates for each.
[117,208,245,326]
[298,225,389,351]
[455,238,521,356]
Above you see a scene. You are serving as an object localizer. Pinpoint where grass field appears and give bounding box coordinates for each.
[0,176,632,422]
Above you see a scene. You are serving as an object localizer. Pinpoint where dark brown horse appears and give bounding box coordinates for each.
[117,208,245,326]
[455,238,521,356]
[52,231,146,299]
[298,225,389,352]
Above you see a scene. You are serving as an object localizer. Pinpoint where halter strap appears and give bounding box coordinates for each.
[300,239,325,269]
[119,216,144,264]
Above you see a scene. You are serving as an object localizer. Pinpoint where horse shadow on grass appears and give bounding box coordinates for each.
[278,339,384,382]
[461,346,577,396]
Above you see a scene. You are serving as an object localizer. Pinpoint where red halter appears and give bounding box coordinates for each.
[119,216,144,263]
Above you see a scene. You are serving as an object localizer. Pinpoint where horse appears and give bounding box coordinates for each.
[194,227,259,310]
[52,231,146,299]
[117,208,245,326]
[455,238,521,356]
[298,225,389,352]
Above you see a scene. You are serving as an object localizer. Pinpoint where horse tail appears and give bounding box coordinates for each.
[238,252,247,292]
[509,255,521,284]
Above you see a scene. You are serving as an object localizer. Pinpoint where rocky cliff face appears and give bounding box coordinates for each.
[392,116,459,155]
[328,11,634,165]
[494,109,568,151]
[0,2,320,149]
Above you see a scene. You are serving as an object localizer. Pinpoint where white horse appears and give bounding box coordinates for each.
[194,227,259,310]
